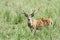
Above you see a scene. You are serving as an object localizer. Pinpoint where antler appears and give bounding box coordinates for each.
[31,6,40,14]
[19,6,28,17]
[19,6,25,14]
[31,6,40,16]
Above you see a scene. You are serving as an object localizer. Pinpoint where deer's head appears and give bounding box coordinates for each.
[20,8,40,21]
[19,6,40,24]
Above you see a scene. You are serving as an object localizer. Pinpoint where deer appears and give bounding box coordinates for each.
[20,7,53,35]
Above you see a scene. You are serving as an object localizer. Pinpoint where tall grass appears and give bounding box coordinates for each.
[0,0,60,40]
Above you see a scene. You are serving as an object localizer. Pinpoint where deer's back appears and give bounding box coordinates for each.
[36,18,43,27]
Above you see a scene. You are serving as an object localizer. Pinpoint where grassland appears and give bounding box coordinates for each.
[0,0,60,40]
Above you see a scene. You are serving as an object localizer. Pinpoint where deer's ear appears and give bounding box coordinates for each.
[24,13,28,17]
[31,13,34,17]
[31,10,35,17]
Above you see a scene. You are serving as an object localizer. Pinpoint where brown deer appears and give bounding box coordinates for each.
[20,7,53,35]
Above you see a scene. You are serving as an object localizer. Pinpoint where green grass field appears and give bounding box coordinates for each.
[0,0,60,40]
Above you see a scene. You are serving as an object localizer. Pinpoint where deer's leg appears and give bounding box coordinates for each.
[30,27,34,32]
[30,26,36,35]
[34,27,36,35]
[30,27,34,35]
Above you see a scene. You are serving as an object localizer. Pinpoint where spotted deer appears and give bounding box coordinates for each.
[20,7,53,35]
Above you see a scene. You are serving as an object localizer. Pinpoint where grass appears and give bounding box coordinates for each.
[0,0,60,40]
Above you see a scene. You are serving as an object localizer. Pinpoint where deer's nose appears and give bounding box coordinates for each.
[28,19,30,20]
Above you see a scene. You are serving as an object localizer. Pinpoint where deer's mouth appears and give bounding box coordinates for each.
[28,20,31,24]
